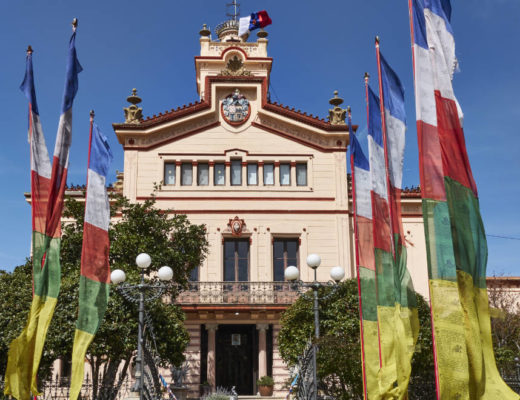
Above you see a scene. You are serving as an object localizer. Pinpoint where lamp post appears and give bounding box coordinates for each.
[284,254,345,400]
[110,253,174,400]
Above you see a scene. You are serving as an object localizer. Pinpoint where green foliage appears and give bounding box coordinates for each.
[256,376,274,386]
[488,283,520,374]
[0,194,209,387]
[202,387,234,400]
[278,279,434,400]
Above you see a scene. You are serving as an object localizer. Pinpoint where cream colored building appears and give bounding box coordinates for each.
[111,18,429,398]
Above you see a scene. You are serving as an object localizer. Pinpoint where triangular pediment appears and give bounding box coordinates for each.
[113,75,353,152]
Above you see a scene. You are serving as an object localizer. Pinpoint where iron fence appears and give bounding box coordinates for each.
[0,374,135,400]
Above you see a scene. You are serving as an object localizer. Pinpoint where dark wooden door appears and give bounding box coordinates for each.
[216,325,257,395]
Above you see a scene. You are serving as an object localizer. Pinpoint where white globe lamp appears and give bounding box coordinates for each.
[111,269,126,284]
[306,254,321,269]
[158,266,174,281]
[284,266,300,281]
[330,266,345,282]
[136,253,152,269]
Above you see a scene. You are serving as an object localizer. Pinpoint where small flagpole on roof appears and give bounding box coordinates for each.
[226,0,240,21]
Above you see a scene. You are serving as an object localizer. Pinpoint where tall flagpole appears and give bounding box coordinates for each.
[364,73,383,371]
[406,5,441,399]
[349,107,368,400]
[86,110,94,183]
[364,73,370,132]
[374,37,397,262]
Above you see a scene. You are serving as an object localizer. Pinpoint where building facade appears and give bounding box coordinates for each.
[112,19,428,397]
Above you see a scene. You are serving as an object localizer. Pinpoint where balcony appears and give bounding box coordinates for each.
[176,281,300,305]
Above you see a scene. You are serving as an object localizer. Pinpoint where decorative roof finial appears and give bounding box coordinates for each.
[26,45,33,55]
[72,18,78,32]
[199,24,211,37]
[257,29,268,39]
[328,90,347,125]
[124,89,143,124]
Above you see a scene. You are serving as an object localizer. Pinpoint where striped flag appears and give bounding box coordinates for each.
[349,112,379,400]
[69,119,112,400]
[5,30,82,400]
[366,84,399,397]
[4,48,54,400]
[409,0,518,398]
[376,48,419,397]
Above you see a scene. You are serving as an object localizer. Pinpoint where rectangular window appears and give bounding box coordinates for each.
[231,160,242,186]
[214,163,225,185]
[164,163,176,185]
[224,239,249,281]
[296,163,307,186]
[280,163,291,186]
[181,163,193,186]
[198,163,209,186]
[189,266,199,281]
[263,163,274,185]
[247,163,258,185]
[273,238,299,281]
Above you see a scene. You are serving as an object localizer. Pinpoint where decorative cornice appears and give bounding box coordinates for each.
[252,118,347,152]
[114,100,209,130]
[264,102,354,132]
[122,121,220,151]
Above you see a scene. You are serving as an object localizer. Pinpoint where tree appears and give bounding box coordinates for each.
[277,279,435,400]
[488,278,520,374]
[0,194,209,395]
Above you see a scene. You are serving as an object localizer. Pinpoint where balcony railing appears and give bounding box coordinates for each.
[176,281,300,305]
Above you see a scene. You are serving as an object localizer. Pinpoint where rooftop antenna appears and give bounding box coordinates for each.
[226,0,240,21]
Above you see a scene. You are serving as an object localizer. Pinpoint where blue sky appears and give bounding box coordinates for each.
[0,1,519,276]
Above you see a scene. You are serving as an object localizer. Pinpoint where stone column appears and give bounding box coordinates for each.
[209,161,215,187]
[257,323,269,379]
[225,161,231,186]
[290,161,296,186]
[242,161,247,186]
[206,324,218,389]
[258,162,264,187]
[175,161,181,186]
[192,161,198,186]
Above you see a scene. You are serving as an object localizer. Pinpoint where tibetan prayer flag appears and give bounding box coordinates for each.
[4,50,53,400]
[238,10,272,36]
[409,0,518,398]
[378,50,419,398]
[350,116,379,400]
[69,121,112,400]
[367,85,399,397]
[5,32,82,400]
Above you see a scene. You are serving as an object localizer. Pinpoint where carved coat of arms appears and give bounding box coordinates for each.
[221,89,250,125]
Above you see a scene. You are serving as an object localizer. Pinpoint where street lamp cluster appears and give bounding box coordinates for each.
[110,254,174,400]
[284,254,345,400]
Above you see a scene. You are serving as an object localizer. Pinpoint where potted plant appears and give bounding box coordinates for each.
[257,376,274,396]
